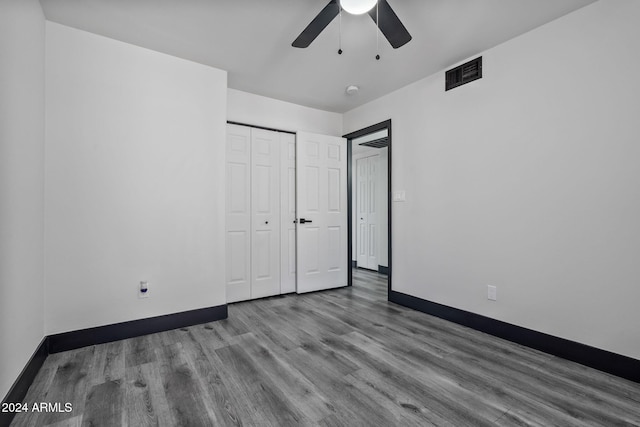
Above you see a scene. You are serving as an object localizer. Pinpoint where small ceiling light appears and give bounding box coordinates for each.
[340,0,377,15]
[346,85,359,95]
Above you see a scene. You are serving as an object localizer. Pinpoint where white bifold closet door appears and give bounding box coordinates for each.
[226,124,292,303]
[296,131,347,294]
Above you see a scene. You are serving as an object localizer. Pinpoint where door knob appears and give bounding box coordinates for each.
[299,218,313,224]
[265,221,269,224]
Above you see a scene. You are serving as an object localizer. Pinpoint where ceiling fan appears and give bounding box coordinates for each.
[292,0,412,49]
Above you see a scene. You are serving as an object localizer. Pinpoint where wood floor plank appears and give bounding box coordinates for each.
[82,379,125,427]
[214,343,309,426]
[193,320,244,350]
[231,303,299,352]
[179,330,244,427]
[10,366,58,427]
[236,333,336,422]
[43,415,82,427]
[89,341,125,386]
[124,335,156,368]
[155,342,217,426]
[217,312,252,338]
[124,362,174,427]
[124,364,159,427]
[343,371,442,427]
[282,346,400,426]
[37,347,94,425]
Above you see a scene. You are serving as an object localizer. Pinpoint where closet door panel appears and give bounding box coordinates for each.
[226,124,251,303]
[280,133,297,294]
[251,128,281,299]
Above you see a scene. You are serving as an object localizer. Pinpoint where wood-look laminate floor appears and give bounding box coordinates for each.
[11,269,640,426]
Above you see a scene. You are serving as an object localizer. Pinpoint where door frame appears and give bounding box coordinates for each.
[343,119,392,296]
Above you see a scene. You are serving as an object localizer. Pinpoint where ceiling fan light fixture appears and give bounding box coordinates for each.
[340,0,377,15]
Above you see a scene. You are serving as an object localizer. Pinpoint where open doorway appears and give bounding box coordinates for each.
[344,120,392,297]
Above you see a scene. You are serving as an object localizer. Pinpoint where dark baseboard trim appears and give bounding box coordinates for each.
[1,337,49,427]
[49,304,228,353]
[389,290,640,384]
[351,260,357,268]
[378,265,389,275]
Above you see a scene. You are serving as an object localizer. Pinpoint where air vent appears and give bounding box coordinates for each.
[359,137,388,149]
[445,56,482,91]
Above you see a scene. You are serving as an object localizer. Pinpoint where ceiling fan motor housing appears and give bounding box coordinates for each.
[340,0,377,15]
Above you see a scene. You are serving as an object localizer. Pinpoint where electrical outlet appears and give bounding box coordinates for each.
[139,281,149,298]
[487,285,497,301]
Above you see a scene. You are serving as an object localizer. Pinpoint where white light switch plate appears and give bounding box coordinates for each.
[392,190,406,202]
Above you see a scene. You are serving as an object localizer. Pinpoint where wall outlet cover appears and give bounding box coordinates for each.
[488,285,497,301]
[139,281,150,298]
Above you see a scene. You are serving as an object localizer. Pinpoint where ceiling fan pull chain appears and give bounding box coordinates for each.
[375,1,380,60]
[338,6,343,55]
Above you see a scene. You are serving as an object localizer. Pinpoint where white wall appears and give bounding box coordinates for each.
[344,0,640,360]
[45,23,227,334]
[0,0,46,399]
[228,88,342,136]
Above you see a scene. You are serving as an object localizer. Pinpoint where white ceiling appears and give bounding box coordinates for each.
[39,0,597,113]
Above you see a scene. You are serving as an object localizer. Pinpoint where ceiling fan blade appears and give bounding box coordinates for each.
[292,0,340,48]
[368,0,412,49]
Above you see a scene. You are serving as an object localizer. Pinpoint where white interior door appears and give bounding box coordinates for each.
[225,124,251,303]
[280,133,296,294]
[356,155,378,270]
[296,131,347,294]
[251,128,281,299]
